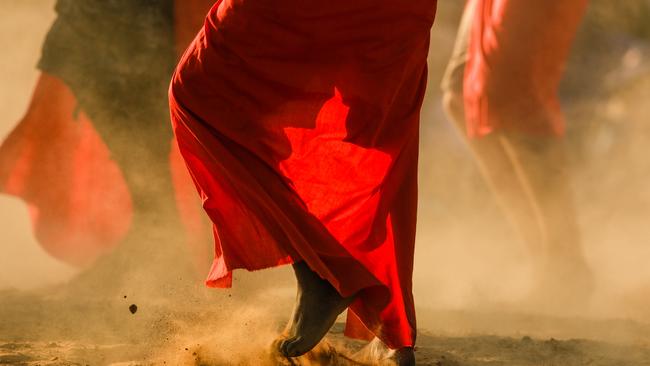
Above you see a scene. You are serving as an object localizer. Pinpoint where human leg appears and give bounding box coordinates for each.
[277,261,356,357]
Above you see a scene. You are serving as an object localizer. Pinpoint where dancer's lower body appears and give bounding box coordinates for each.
[169,0,438,363]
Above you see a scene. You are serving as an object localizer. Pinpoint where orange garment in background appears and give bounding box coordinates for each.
[0,0,215,267]
[0,73,206,267]
[170,0,437,348]
[463,0,588,137]
[0,74,132,266]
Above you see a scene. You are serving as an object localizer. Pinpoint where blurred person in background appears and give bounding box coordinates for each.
[0,0,215,296]
[441,0,595,309]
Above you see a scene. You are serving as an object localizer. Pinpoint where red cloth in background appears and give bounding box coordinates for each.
[0,74,132,266]
[0,73,209,268]
[463,0,588,137]
[0,1,215,268]
[170,0,437,348]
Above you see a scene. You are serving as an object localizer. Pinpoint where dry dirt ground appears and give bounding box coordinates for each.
[2,288,650,366]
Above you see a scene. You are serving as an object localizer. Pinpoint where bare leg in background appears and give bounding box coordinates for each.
[443,91,595,309]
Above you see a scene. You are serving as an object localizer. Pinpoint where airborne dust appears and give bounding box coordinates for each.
[1,0,650,365]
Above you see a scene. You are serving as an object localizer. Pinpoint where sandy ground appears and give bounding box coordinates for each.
[2,286,650,366]
[3,332,650,366]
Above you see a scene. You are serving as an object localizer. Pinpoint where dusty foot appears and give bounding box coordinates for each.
[354,338,415,366]
[393,347,416,366]
[277,261,355,358]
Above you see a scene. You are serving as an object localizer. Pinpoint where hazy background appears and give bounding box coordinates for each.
[1,0,649,328]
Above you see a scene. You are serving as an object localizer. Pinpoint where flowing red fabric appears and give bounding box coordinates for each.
[170,0,437,348]
[0,73,207,267]
[0,74,132,266]
[463,0,588,138]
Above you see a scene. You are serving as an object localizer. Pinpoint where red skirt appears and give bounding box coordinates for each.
[463,0,588,137]
[170,0,437,348]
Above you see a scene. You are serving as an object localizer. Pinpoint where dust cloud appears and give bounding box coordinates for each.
[1,0,650,365]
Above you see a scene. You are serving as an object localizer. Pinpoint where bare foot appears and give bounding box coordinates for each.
[277,261,355,358]
[393,347,415,366]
